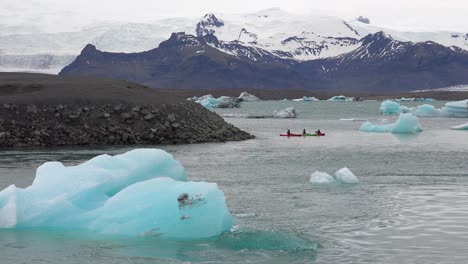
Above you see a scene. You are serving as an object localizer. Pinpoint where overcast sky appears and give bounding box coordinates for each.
[2,0,468,32]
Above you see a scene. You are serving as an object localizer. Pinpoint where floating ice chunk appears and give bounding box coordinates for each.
[339,118,368,121]
[412,104,443,117]
[193,95,240,109]
[309,168,359,184]
[360,113,423,133]
[399,105,411,113]
[273,107,296,118]
[451,122,468,130]
[379,99,468,117]
[309,171,336,184]
[0,149,234,238]
[238,92,260,102]
[334,167,359,184]
[292,96,319,102]
[379,100,401,115]
[442,99,468,117]
[327,95,354,101]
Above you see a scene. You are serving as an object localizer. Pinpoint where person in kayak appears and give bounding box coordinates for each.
[302,129,306,136]
[315,129,322,135]
[287,129,291,136]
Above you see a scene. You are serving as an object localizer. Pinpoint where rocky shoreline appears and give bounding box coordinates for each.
[0,102,253,148]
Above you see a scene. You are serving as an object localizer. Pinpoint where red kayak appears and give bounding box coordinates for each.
[280,134,303,137]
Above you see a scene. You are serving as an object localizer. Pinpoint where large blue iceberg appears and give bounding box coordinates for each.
[0,149,234,238]
[378,99,468,117]
[360,113,423,133]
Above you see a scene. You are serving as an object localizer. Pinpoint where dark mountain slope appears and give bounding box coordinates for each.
[60,33,307,89]
[60,32,468,92]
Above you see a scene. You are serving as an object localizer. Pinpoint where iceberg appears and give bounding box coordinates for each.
[309,168,358,184]
[309,172,336,184]
[379,100,401,115]
[0,149,234,238]
[273,107,296,118]
[412,104,443,117]
[360,113,423,133]
[238,92,260,102]
[327,95,354,101]
[443,99,468,117]
[334,167,359,184]
[378,99,468,117]
[451,122,468,130]
[292,96,319,102]
[192,95,240,109]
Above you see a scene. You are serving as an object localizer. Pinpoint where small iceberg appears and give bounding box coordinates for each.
[451,122,468,130]
[327,95,354,101]
[411,104,443,117]
[292,96,319,102]
[360,113,423,133]
[191,95,240,109]
[238,92,260,102]
[334,167,359,184]
[309,168,359,184]
[0,149,234,238]
[339,118,368,121]
[379,100,401,115]
[309,171,336,184]
[378,99,468,117]
[273,107,296,118]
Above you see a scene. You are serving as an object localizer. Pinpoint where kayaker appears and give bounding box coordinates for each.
[302,129,306,135]
[287,129,291,136]
[316,129,322,135]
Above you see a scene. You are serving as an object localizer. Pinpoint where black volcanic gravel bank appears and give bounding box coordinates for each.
[0,73,253,147]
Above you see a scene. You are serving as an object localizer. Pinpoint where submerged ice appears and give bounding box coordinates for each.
[0,149,234,238]
[360,113,423,133]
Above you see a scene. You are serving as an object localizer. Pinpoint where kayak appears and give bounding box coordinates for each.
[305,133,325,136]
[280,134,303,137]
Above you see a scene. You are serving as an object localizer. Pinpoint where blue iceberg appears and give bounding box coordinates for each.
[0,149,234,238]
[360,113,423,133]
[379,100,401,115]
[378,99,468,117]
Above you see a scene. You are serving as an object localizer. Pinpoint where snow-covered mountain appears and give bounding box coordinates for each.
[1,8,468,73]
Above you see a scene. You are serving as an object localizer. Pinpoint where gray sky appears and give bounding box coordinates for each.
[2,0,468,32]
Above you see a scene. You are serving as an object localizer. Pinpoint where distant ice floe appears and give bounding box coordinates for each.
[273,107,297,118]
[360,113,423,133]
[0,149,234,238]
[451,122,468,130]
[395,97,436,102]
[190,92,261,109]
[327,95,354,101]
[379,99,468,118]
[309,167,359,184]
[292,96,319,102]
[339,118,368,121]
[190,95,241,109]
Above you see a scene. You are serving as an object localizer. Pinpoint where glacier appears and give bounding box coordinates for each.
[378,99,468,118]
[360,113,423,133]
[309,168,359,184]
[0,149,234,238]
